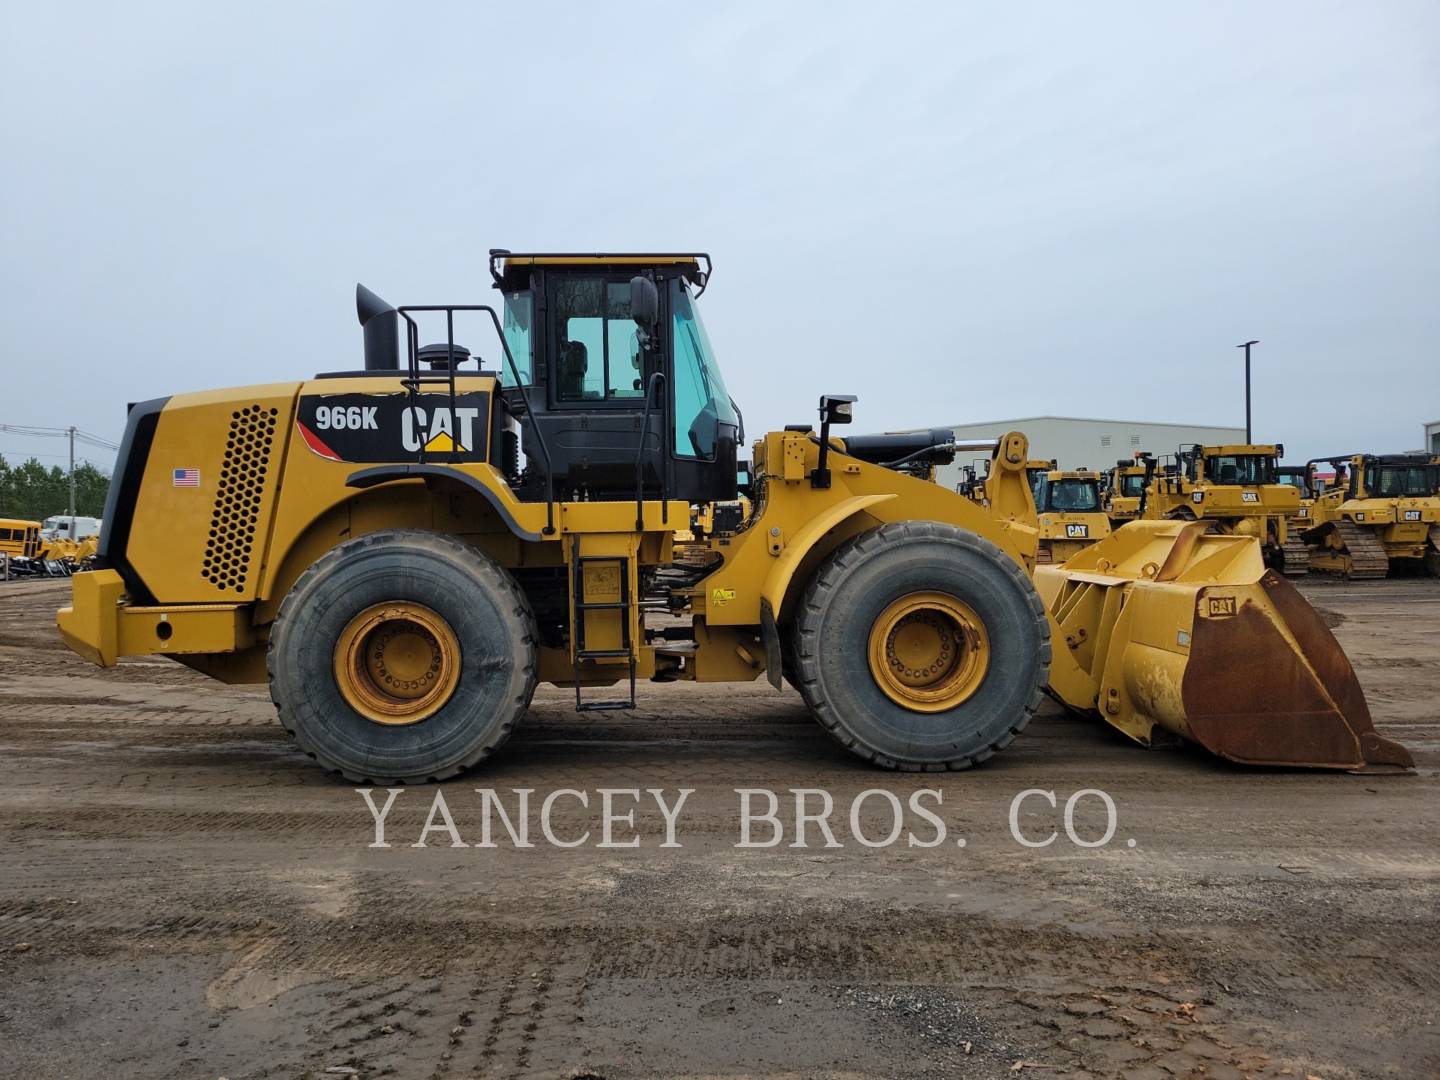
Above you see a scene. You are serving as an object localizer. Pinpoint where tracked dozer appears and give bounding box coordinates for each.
[55,251,1411,781]
[1141,443,1309,577]
[1101,455,1149,527]
[1034,468,1111,563]
[1303,454,1440,578]
[1025,458,1057,504]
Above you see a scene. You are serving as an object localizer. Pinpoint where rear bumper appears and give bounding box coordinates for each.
[57,569,254,667]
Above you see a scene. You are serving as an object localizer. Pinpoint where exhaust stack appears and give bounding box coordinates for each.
[356,283,399,370]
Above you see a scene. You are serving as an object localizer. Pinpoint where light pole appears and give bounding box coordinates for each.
[1237,340,1259,443]
[68,425,76,518]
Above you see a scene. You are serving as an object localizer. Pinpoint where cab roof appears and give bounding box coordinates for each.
[1200,444,1281,456]
[488,249,711,293]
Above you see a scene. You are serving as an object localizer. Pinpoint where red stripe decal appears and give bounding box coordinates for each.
[296,420,342,461]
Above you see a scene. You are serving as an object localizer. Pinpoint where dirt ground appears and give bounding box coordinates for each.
[0,577,1436,1079]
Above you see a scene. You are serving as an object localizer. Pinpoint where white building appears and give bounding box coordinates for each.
[1425,420,1440,455]
[896,415,1247,490]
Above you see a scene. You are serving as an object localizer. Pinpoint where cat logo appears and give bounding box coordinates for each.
[401,405,481,454]
[1065,523,1089,538]
[1206,596,1238,618]
[711,587,736,607]
[1191,491,1204,503]
[1403,509,1422,522]
[1354,512,1366,522]
[1241,491,1259,503]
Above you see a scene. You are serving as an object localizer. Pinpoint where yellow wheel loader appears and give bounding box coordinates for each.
[1034,469,1111,563]
[1141,443,1309,577]
[1303,454,1440,578]
[56,252,1410,780]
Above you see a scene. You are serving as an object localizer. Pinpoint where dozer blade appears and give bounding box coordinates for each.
[1037,520,1413,771]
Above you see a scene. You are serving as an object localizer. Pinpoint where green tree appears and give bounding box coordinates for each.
[0,453,110,521]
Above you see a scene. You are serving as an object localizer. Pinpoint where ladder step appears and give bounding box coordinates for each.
[576,700,637,713]
[575,601,630,611]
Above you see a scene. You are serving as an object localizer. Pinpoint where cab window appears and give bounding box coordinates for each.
[1206,454,1273,485]
[500,291,534,386]
[671,278,736,459]
[1372,466,1433,497]
[551,277,644,402]
[1120,474,1146,497]
[1043,479,1100,512]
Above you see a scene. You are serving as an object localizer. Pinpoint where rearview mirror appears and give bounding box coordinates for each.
[630,276,659,332]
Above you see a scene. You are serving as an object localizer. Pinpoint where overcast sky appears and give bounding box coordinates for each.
[2,2,1436,473]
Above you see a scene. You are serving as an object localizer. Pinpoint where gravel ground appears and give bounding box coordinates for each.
[0,576,1436,1079]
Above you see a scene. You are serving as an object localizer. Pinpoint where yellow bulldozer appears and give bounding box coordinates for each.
[1101,455,1149,527]
[1275,464,1316,533]
[1303,454,1440,578]
[1140,443,1309,577]
[1033,468,1111,563]
[56,251,1411,780]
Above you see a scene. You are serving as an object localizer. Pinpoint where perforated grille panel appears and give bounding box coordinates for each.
[203,404,279,593]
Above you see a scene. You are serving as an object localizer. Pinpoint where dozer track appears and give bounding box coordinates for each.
[1281,535,1311,577]
[1428,525,1440,578]
[1332,521,1390,580]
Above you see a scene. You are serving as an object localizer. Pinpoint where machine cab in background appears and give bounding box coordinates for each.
[488,252,741,506]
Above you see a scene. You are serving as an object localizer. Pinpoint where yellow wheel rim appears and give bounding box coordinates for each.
[867,592,990,713]
[334,602,461,726]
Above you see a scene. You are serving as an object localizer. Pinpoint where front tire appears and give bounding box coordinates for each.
[792,521,1050,771]
[268,529,538,784]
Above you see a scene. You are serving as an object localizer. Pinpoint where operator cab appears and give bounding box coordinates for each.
[489,251,740,506]
[1038,471,1102,513]
[1364,455,1438,498]
[1275,467,1312,499]
[1183,445,1282,486]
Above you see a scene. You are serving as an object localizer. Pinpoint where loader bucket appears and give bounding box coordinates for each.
[1036,520,1413,771]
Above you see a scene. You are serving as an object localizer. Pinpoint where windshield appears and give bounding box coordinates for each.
[671,279,737,459]
[1119,473,1146,497]
[1042,479,1101,512]
[499,291,534,386]
[1205,454,1274,485]
[1370,465,1435,498]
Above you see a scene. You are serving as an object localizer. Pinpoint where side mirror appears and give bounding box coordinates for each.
[630,275,659,332]
[812,394,858,489]
[821,394,857,426]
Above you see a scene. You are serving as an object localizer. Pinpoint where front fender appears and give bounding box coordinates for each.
[759,493,896,621]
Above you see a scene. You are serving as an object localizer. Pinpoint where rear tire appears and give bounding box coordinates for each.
[268,529,538,784]
[792,521,1050,771]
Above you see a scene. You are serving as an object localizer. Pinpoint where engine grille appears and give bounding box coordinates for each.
[203,404,279,593]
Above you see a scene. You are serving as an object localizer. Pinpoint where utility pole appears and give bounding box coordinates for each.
[68,426,76,521]
[1237,340,1259,443]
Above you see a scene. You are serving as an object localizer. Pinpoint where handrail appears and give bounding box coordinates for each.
[634,371,667,530]
[396,304,556,537]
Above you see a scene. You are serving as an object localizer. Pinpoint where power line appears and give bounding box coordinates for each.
[0,424,119,451]
[0,448,114,467]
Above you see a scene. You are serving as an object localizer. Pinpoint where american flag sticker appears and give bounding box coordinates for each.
[172,468,200,487]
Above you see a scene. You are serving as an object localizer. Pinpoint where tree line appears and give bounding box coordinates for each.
[0,454,111,521]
